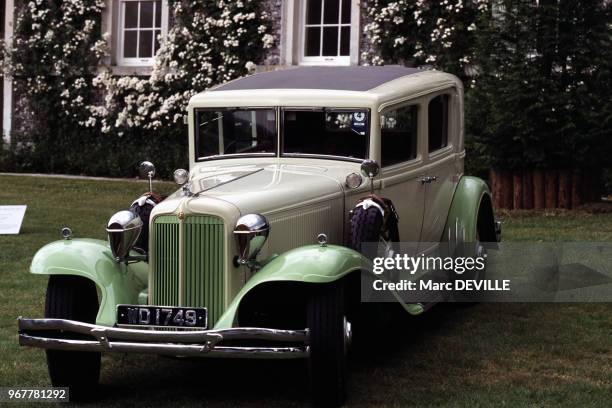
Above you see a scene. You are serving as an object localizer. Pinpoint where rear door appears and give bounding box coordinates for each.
[419,91,463,249]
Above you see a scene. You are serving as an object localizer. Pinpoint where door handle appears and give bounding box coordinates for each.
[419,176,438,184]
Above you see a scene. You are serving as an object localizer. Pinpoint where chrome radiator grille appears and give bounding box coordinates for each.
[152,215,225,327]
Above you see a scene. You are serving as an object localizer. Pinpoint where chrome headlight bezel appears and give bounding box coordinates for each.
[345,172,362,189]
[173,168,190,186]
[233,214,270,266]
[106,210,143,262]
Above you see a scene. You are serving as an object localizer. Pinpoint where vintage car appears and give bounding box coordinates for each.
[18,66,499,406]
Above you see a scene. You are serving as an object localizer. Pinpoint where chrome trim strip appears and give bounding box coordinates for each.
[19,335,308,359]
[280,153,364,163]
[17,318,309,359]
[196,153,276,162]
[178,212,185,306]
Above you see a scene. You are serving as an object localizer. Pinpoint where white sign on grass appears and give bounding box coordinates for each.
[0,205,27,234]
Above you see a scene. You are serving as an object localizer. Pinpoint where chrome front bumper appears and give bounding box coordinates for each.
[17,318,309,359]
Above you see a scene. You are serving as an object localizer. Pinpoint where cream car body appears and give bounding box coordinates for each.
[18,66,498,406]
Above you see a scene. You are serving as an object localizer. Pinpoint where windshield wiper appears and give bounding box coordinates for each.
[200,115,223,127]
[191,168,264,197]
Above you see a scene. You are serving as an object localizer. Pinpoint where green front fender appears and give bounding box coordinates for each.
[214,244,368,329]
[30,238,148,326]
[443,176,495,243]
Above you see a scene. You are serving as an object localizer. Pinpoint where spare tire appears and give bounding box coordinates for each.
[129,193,163,252]
[348,205,384,258]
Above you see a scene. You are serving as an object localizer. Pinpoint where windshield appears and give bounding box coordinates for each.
[195,108,276,160]
[282,109,369,160]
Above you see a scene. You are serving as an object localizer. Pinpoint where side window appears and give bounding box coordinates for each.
[381,105,418,167]
[428,94,450,152]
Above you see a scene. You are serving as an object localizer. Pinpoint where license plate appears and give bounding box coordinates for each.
[117,305,207,329]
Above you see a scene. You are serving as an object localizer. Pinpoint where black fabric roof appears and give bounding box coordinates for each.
[211,66,422,92]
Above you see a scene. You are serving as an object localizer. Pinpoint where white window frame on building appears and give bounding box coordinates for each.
[281,0,361,66]
[300,0,352,66]
[3,0,14,143]
[116,0,168,67]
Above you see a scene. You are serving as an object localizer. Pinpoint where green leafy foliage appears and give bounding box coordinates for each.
[467,0,612,173]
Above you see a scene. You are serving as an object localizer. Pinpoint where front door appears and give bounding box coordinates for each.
[378,102,425,243]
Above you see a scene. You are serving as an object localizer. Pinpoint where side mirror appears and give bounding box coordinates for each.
[139,161,156,193]
[106,210,143,262]
[360,159,380,178]
[233,214,270,267]
[360,159,380,194]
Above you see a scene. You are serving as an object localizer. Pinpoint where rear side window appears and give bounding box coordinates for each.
[428,94,449,152]
[381,105,418,167]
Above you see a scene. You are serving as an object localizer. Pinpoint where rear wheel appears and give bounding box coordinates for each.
[452,228,488,304]
[45,275,101,397]
[308,282,349,407]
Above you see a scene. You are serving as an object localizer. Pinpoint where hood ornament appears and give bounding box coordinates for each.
[61,227,73,240]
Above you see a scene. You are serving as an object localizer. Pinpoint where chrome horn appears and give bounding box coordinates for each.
[233,214,270,268]
[106,210,145,262]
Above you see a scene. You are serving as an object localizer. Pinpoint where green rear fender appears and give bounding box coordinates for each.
[214,244,368,329]
[30,238,148,326]
[444,176,496,244]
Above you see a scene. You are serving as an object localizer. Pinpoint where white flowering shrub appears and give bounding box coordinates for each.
[6,0,106,123]
[362,0,488,80]
[89,0,273,136]
[2,0,273,176]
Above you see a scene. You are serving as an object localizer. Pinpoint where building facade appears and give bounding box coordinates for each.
[2,0,371,143]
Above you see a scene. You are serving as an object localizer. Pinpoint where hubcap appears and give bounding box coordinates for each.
[343,316,352,353]
[475,242,487,280]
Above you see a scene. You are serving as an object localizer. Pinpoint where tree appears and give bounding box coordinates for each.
[467,0,612,207]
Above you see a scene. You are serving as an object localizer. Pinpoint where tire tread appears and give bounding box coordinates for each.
[308,283,346,407]
[44,275,101,393]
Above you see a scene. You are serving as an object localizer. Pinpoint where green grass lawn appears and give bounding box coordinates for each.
[0,175,610,407]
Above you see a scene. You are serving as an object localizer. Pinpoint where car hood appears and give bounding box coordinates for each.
[187,163,346,215]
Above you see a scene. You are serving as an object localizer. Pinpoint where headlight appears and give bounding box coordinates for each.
[106,210,143,262]
[345,172,362,189]
[233,214,270,266]
[173,168,189,185]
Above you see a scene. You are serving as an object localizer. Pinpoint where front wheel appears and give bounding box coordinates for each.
[308,282,349,407]
[45,275,101,396]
